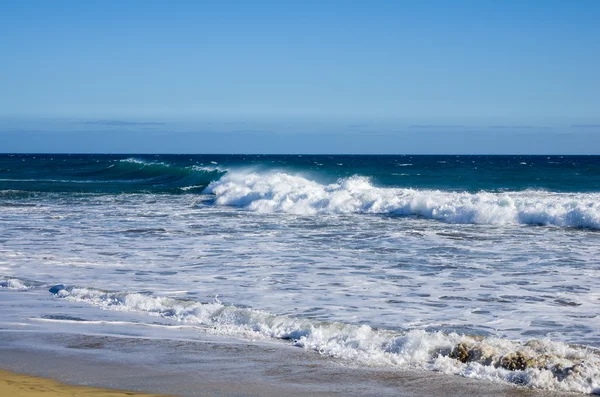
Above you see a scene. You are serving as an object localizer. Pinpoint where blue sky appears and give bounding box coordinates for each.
[1,1,599,153]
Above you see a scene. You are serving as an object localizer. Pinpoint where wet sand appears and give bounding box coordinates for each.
[0,331,578,397]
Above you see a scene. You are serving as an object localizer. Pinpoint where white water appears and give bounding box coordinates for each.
[0,277,35,290]
[2,280,599,394]
[206,171,600,228]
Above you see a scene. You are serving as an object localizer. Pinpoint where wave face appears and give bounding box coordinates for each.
[205,171,600,229]
[89,158,226,193]
[2,154,600,195]
[0,155,226,194]
[35,282,597,394]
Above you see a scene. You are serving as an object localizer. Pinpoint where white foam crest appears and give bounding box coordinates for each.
[0,277,36,290]
[119,158,143,164]
[118,158,173,168]
[118,159,227,175]
[54,286,600,393]
[0,189,29,196]
[189,165,227,173]
[119,158,155,165]
[179,185,205,191]
[204,172,600,229]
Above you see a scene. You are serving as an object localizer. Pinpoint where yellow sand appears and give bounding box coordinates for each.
[0,369,170,397]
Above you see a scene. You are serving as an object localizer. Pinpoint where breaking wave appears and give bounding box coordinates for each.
[0,277,41,290]
[34,282,598,394]
[0,158,228,194]
[204,171,600,229]
[80,158,227,192]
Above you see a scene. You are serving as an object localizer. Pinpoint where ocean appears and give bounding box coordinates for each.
[1,154,600,395]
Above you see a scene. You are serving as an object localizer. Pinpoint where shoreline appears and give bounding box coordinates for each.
[0,330,578,397]
[0,369,168,397]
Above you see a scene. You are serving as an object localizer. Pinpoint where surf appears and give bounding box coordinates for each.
[3,279,595,394]
[204,171,600,229]
[3,277,599,393]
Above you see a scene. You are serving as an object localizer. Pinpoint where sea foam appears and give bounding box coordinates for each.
[0,277,37,290]
[204,171,600,229]
[46,284,599,394]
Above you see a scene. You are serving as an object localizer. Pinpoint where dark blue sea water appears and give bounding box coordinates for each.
[2,153,600,393]
[1,154,599,194]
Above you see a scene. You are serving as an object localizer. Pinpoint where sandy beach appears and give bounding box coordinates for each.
[0,369,167,397]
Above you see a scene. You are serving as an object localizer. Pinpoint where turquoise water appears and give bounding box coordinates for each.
[2,154,599,194]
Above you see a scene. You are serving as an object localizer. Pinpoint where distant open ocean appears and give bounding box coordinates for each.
[1,154,600,394]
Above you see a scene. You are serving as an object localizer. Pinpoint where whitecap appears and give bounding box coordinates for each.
[203,171,600,229]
